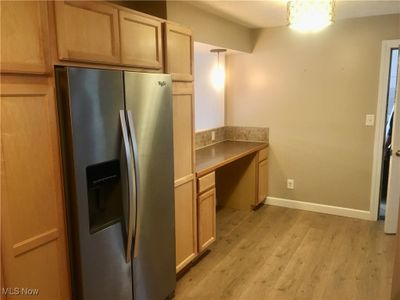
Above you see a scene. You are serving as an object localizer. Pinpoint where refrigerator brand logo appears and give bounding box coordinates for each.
[158,81,167,87]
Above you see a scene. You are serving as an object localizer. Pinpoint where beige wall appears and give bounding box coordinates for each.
[194,42,226,131]
[166,1,255,53]
[226,14,400,210]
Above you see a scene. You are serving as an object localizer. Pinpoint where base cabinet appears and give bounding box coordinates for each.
[197,172,216,253]
[198,188,216,252]
[174,179,197,273]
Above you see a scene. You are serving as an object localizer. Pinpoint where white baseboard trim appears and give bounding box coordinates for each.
[265,197,373,221]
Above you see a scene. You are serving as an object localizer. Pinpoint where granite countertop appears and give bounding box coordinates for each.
[195,140,268,177]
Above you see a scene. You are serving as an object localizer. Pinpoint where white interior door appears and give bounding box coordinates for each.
[385,48,400,234]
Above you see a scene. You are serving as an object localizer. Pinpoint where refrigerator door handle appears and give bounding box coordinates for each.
[127,110,140,259]
[120,110,136,263]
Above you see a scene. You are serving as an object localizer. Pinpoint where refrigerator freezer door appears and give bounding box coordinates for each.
[124,72,176,300]
[57,67,133,300]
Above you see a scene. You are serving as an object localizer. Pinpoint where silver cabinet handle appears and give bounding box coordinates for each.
[396,150,400,157]
[127,110,140,259]
[120,110,136,263]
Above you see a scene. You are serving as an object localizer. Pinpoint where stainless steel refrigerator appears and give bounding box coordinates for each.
[55,67,176,300]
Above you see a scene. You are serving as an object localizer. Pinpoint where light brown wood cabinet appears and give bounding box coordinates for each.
[172,82,194,180]
[174,178,197,273]
[197,178,216,253]
[197,172,215,194]
[119,10,163,69]
[164,19,195,274]
[256,148,269,205]
[2,0,197,282]
[1,76,71,299]
[0,1,50,74]
[164,23,193,81]
[172,81,197,272]
[54,1,121,64]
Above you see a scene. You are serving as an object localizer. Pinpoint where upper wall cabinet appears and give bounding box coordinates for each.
[54,1,121,64]
[119,11,163,69]
[164,23,193,81]
[0,1,50,74]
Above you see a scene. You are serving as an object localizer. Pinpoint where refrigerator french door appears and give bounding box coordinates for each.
[55,67,176,300]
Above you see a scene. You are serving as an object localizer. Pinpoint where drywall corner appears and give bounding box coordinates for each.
[166,1,256,53]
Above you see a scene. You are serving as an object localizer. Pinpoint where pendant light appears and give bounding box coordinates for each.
[210,48,226,90]
[287,0,335,32]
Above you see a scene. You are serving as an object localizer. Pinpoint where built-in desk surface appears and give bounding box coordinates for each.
[195,141,268,177]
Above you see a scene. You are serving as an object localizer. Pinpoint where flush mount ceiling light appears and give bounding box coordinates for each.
[210,48,227,90]
[287,0,335,33]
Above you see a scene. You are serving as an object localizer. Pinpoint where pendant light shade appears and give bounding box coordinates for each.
[288,0,335,32]
[210,48,226,91]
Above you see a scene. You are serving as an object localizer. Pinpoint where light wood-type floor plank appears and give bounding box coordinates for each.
[175,205,397,300]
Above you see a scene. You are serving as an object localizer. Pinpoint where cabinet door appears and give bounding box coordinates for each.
[172,81,196,272]
[174,178,197,272]
[1,76,70,299]
[172,82,194,180]
[258,159,269,205]
[198,188,216,252]
[164,23,193,81]
[54,1,120,64]
[119,11,163,69]
[0,1,50,74]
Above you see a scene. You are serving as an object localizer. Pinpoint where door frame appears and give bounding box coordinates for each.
[370,39,400,221]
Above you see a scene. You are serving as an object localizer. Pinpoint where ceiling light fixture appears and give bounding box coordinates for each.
[210,48,227,90]
[287,0,335,33]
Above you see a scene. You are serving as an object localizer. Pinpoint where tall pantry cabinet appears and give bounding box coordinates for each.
[164,23,197,272]
[1,1,71,299]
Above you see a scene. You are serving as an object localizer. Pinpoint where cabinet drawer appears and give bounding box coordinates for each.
[197,172,215,194]
[258,147,268,162]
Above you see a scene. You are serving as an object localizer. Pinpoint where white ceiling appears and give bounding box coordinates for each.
[190,0,400,28]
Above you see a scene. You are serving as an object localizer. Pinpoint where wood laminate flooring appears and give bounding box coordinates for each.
[175,205,397,300]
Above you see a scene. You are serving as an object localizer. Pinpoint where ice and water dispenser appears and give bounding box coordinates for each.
[86,160,123,233]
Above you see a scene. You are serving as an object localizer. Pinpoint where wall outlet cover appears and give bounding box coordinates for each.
[287,179,294,189]
[365,114,375,126]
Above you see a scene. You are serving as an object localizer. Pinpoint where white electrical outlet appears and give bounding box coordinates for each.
[211,131,216,141]
[365,114,375,126]
[287,179,294,190]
